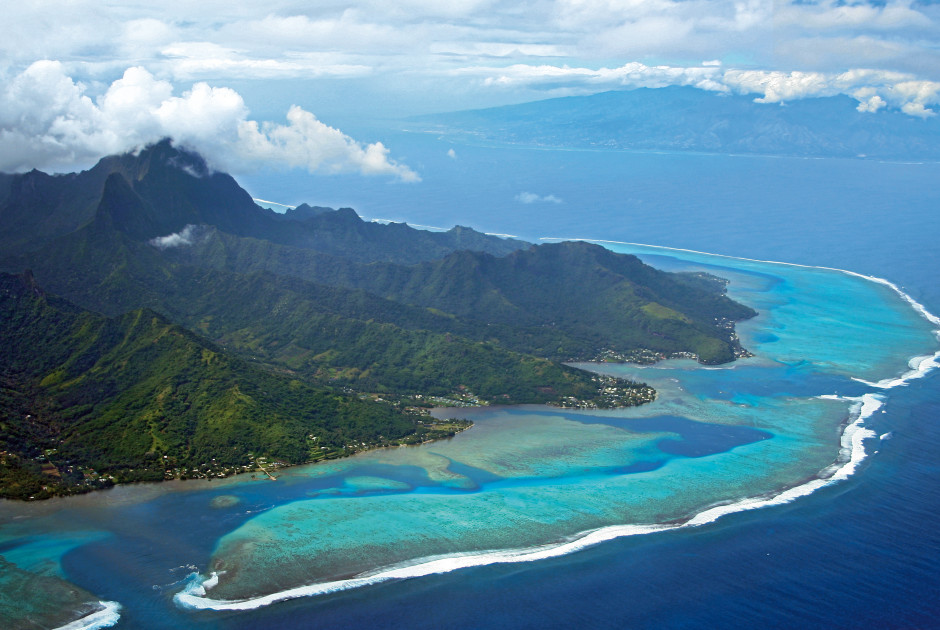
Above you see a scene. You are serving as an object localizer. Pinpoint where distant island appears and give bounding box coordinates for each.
[413,86,940,161]
[0,139,755,500]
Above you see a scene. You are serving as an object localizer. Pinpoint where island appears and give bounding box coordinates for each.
[0,139,756,500]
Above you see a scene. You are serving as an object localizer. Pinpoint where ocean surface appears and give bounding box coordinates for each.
[2,132,940,629]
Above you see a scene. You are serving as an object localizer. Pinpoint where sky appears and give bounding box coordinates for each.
[2,0,940,177]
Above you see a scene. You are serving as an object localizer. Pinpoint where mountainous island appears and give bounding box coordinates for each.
[0,140,756,500]
[413,86,940,160]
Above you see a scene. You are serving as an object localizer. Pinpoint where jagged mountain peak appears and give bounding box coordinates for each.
[141,139,212,179]
[1,143,528,263]
[100,138,211,182]
[84,141,273,242]
[283,203,334,221]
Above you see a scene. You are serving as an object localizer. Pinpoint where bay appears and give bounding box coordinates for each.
[2,135,939,629]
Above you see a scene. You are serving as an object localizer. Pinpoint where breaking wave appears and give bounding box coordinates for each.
[174,396,883,612]
[52,601,121,630]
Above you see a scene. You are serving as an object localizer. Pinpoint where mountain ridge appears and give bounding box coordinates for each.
[413,86,940,160]
[0,139,528,262]
[0,270,442,500]
[0,140,758,499]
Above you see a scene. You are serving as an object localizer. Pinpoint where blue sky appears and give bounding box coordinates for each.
[3,0,939,176]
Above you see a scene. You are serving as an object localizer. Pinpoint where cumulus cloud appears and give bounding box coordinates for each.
[149,224,200,249]
[235,106,419,179]
[0,62,419,179]
[722,68,940,116]
[3,1,940,138]
[853,88,888,113]
[447,148,457,159]
[516,192,563,204]
[472,60,940,117]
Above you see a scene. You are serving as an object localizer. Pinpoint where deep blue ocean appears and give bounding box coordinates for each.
[3,131,939,629]
[237,135,940,630]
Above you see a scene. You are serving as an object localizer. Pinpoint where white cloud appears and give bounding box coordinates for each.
[120,18,178,55]
[721,69,834,103]
[774,1,932,31]
[722,68,940,116]
[150,224,200,249]
[447,148,457,158]
[853,88,887,113]
[160,41,373,80]
[516,192,562,204]
[2,1,940,125]
[478,61,728,94]
[0,62,420,178]
[471,60,940,116]
[217,13,413,55]
[234,106,420,180]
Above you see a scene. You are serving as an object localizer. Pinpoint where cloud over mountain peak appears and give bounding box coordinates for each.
[0,62,419,180]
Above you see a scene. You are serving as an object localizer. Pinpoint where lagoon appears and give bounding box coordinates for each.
[2,141,940,629]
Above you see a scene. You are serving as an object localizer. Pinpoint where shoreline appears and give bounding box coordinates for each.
[399,127,940,166]
[173,242,940,614]
[7,369,663,504]
[175,392,885,612]
[1,417,477,504]
[23,240,940,625]
[51,601,121,630]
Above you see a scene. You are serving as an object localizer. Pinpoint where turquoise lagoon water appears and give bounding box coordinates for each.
[166,244,937,612]
[2,143,940,628]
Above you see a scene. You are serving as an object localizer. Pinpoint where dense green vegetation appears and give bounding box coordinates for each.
[0,139,525,262]
[161,227,753,364]
[0,272,428,499]
[0,140,758,499]
[3,225,652,406]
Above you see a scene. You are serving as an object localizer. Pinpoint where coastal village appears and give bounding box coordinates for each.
[4,370,656,499]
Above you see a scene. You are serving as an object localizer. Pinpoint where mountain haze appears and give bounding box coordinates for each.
[414,87,940,160]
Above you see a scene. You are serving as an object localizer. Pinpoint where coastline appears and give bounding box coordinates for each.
[8,359,665,503]
[52,602,121,630]
[173,243,940,613]
[2,417,477,503]
[13,239,938,626]
[175,391,886,612]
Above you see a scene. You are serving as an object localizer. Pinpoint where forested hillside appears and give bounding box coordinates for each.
[0,140,757,499]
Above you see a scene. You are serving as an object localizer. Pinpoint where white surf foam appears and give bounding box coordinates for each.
[175,523,670,611]
[53,601,121,630]
[686,394,879,526]
[853,351,940,389]
[541,237,940,387]
[176,241,924,613]
[175,394,882,613]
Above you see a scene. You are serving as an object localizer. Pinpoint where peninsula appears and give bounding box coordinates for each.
[0,140,756,500]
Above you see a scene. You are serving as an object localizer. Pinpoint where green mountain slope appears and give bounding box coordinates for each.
[6,222,650,407]
[160,227,753,364]
[0,139,526,262]
[347,241,755,363]
[0,272,433,500]
[0,140,759,498]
